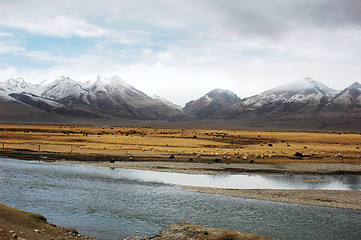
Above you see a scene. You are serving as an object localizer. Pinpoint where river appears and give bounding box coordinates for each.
[1,157,360,239]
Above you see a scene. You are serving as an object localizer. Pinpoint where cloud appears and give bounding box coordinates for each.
[0,32,13,37]
[23,50,65,62]
[0,15,113,38]
[0,66,20,81]
[164,0,361,41]
[0,41,24,55]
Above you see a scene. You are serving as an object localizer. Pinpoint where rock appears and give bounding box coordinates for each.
[64,227,78,234]
[124,222,277,240]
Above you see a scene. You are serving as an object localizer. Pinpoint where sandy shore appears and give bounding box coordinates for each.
[183,187,361,210]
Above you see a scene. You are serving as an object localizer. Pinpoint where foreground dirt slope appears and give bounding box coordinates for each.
[0,203,95,240]
[125,222,277,240]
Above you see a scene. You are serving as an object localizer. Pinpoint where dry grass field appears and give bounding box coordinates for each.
[0,124,360,164]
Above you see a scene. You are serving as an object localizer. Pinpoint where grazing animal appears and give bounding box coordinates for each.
[294,152,304,157]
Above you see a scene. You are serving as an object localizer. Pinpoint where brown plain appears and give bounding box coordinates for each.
[0,124,360,164]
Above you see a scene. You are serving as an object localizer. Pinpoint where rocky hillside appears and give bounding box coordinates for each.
[183,88,241,118]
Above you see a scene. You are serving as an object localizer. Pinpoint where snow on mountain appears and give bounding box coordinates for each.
[88,75,152,105]
[39,76,86,99]
[183,88,241,118]
[326,82,361,109]
[241,77,338,110]
[9,92,65,109]
[87,76,184,119]
[0,78,38,101]
[153,95,182,110]
[265,77,338,96]
[0,78,37,93]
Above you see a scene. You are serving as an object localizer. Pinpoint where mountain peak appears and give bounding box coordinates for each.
[207,88,236,96]
[91,75,136,95]
[348,81,361,90]
[40,76,85,99]
[59,75,71,80]
[265,77,338,96]
[183,89,241,118]
[0,77,35,93]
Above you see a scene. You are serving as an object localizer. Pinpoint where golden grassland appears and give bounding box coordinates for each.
[0,124,360,163]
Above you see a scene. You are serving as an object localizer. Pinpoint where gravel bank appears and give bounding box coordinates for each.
[183,187,361,210]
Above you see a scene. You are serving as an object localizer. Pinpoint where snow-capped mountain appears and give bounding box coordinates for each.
[0,78,38,100]
[0,78,37,93]
[40,76,87,99]
[325,82,361,110]
[219,77,340,118]
[83,75,183,119]
[0,76,359,130]
[183,89,241,118]
[0,76,183,121]
[264,77,338,96]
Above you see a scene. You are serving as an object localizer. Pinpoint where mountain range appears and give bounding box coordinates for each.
[0,76,360,131]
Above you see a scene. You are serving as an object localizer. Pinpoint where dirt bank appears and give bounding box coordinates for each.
[0,203,96,240]
[183,187,361,210]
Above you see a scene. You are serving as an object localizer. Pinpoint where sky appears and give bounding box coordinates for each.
[1,0,361,106]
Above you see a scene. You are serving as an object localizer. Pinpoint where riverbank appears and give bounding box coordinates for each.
[1,149,361,175]
[184,187,361,210]
[0,204,276,240]
[0,203,96,240]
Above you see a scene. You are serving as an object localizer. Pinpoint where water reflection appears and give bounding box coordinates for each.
[107,167,361,190]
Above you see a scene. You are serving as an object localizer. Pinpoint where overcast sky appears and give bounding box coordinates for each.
[1,0,361,106]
